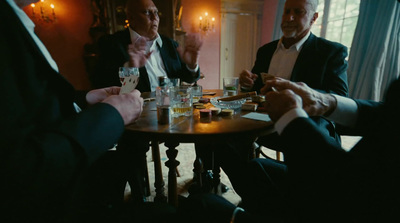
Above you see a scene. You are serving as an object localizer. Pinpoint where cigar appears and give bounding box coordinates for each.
[218,91,257,101]
[144,97,155,102]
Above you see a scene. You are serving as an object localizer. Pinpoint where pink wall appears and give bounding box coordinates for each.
[180,0,221,90]
[180,0,279,90]
[261,0,279,45]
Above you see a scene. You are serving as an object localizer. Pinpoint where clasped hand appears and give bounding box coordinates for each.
[260,78,336,122]
[86,87,144,125]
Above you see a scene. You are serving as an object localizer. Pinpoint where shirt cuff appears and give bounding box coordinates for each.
[275,108,308,135]
[186,64,199,73]
[326,94,358,127]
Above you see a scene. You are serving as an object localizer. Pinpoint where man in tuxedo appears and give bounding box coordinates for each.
[91,0,203,92]
[0,0,172,222]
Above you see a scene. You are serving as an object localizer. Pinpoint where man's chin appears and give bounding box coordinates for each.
[282,31,297,38]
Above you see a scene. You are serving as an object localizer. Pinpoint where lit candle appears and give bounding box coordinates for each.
[40,0,44,19]
[205,12,210,30]
[199,16,203,30]
[50,4,55,19]
[212,17,215,30]
[31,3,35,16]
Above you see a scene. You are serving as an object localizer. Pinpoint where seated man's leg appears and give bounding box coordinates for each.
[65,150,129,222]
[239,158,288,218]
[213,137,256,195]
[116,131,150,203]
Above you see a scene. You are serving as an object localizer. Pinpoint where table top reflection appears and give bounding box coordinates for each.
[125,89,274,142]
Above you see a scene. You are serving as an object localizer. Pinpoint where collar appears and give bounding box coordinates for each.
[277,31,311,51]
[6,0,36,32]
[129,28,163,48]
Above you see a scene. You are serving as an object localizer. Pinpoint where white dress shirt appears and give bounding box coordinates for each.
[268,32,310,80]
[128,29,168,91]
[128,28,199,91]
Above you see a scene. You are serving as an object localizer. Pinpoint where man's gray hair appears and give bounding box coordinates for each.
[308,0,319,13]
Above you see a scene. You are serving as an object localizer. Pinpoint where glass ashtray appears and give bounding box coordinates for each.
[210,97,246,109]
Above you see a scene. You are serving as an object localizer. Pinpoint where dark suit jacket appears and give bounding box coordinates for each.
[251,33,349,97]
[280,79,400,222]
[91,29,200,92]
[0,2,125,222]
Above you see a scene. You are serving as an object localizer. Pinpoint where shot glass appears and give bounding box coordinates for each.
[192,85,203,103]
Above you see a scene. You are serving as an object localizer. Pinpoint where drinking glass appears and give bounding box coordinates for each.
[192,85,203,103]
[223,77,239,96]
[169,86,193,117]
[119,67,139,83]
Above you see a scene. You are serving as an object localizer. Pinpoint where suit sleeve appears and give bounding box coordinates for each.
[336,98,383,134]
[281,118,348,169]
[0,14,126,219]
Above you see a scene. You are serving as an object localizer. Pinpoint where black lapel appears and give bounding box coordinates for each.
[291,33,316,81]
[158,36,172,74]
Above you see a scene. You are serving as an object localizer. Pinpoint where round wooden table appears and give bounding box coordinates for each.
[124,89,274,206]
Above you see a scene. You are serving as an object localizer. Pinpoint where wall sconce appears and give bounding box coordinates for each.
[30,0,56,23]
[199,12,215,34]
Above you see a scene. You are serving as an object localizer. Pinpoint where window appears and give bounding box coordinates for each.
[311,0,361,54]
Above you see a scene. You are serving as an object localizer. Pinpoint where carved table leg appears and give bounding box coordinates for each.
[164,141,180,207]
[151,141,167,203]
[193,156,203,188]
[212,151,222,195]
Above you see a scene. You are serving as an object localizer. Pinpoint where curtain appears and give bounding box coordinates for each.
[347,0,400,101]
[271,0,285,40]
